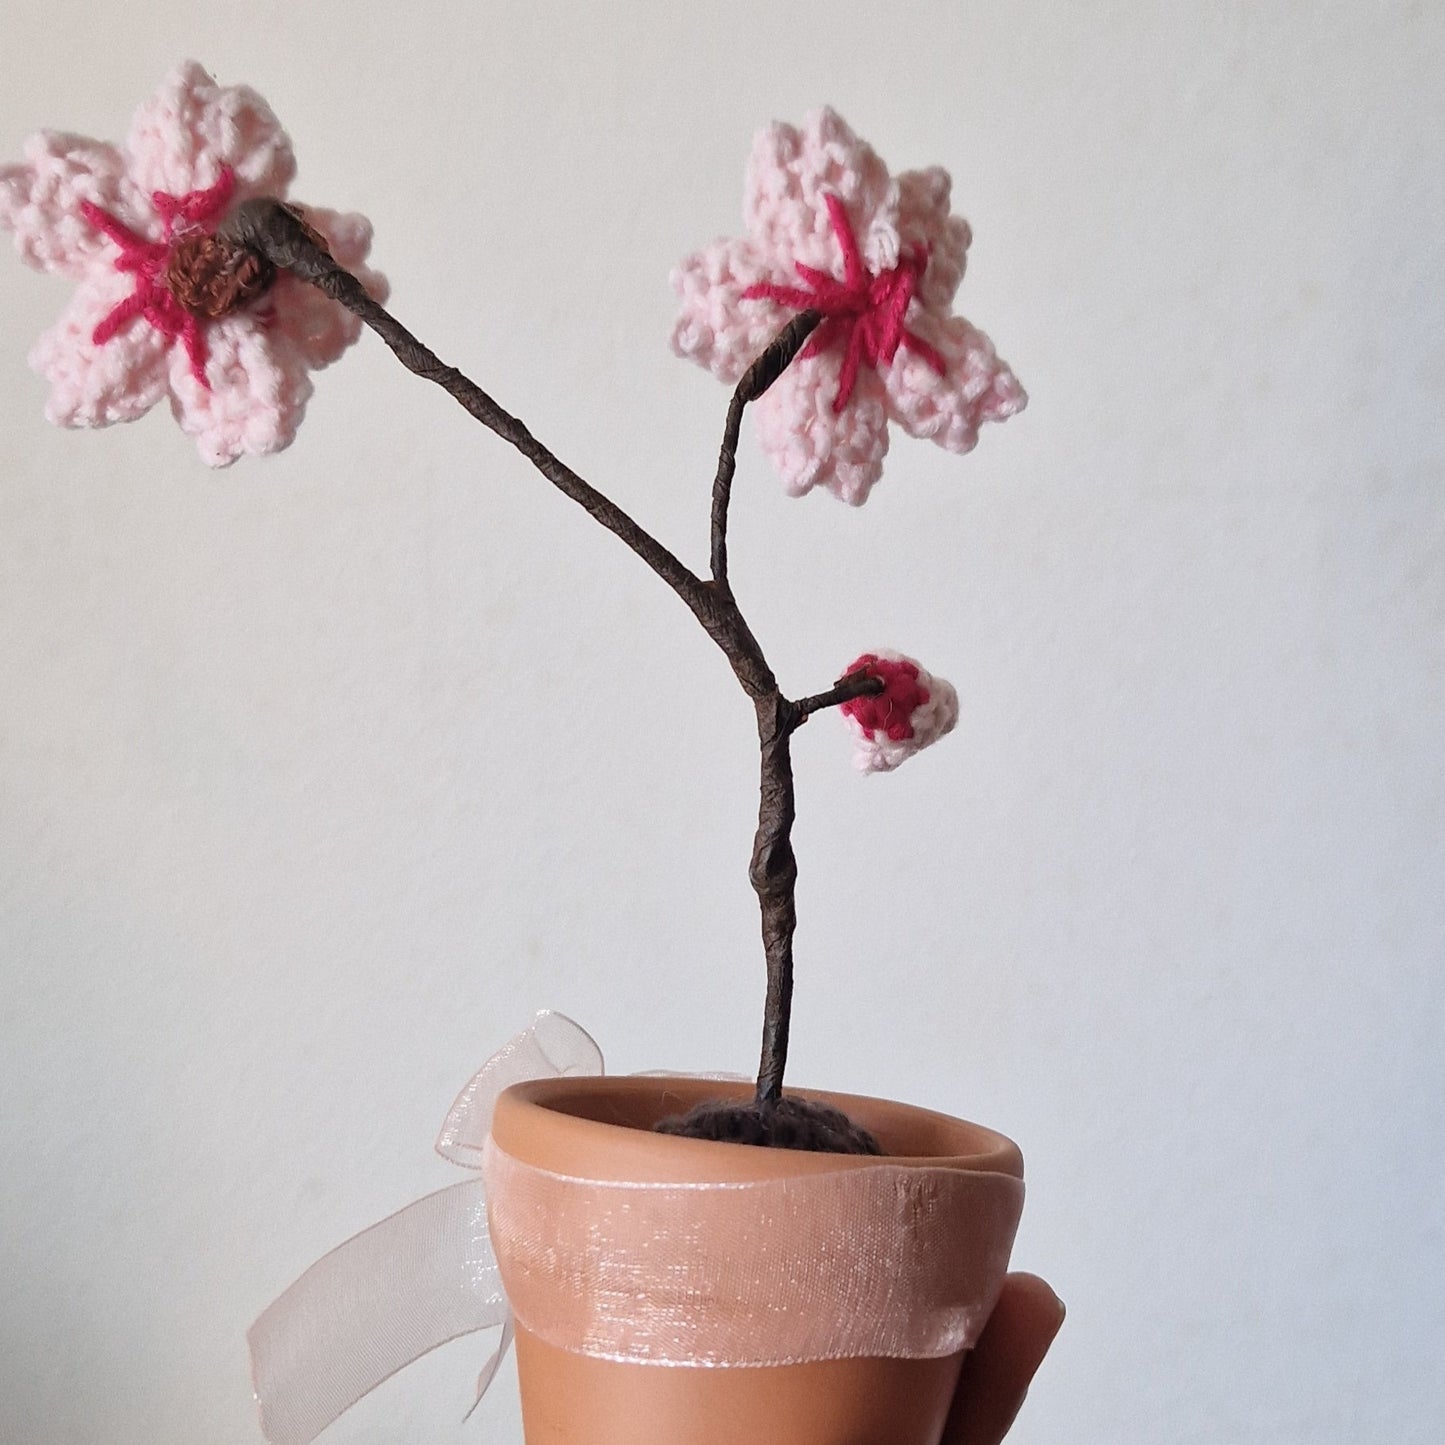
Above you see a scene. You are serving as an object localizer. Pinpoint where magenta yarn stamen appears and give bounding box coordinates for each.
[743,193,945,414]
[81,170,238,388]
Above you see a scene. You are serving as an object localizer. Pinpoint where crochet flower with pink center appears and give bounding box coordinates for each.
[0,61,386,466]
[840,651,959,773]
[672,109,1024,505]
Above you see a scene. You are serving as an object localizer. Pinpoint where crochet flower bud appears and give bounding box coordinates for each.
[839,651,958,773]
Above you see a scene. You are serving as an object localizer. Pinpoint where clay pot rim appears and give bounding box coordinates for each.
[491,1075,1024,1184]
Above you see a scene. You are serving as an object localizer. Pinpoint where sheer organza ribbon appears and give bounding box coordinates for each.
[248,1014,1024,1444]
[484,1141,1022,1367]
[247,1011,604,1445]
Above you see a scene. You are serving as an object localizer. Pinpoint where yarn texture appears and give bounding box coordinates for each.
[840,650,959,773]
[655,1094,884,1155]
[0,61,386,465]
[671,108,1025,505]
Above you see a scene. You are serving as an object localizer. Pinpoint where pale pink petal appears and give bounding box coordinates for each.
[754,354,890,506]
[743,108,898,278]
[0,132,151,277]
[896,167,971,313]
[670,235,789,384]
[297,207,379,274]
[167,317,312,467]
[27,270,170,426]
[264,206,388,369]
[884,313,1026,456]
[125,61,296,201]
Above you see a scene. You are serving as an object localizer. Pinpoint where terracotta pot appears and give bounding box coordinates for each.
[488,1075,1024,1445]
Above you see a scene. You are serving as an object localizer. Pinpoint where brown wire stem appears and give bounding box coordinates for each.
[710,309,821,589]
[228,198,854,1107]
[794,669,886,723]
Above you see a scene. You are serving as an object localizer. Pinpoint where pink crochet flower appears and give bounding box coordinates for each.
[0,61,386,466]
[672,108,1024,505]
[840,651,959,773]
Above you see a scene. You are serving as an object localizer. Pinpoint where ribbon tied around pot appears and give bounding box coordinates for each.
[247,1011,604,1445]
[247,1013,1024,1444]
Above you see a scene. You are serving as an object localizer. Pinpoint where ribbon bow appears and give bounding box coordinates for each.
[247,1012,604,1445]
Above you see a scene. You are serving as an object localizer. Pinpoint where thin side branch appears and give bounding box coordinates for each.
[792,670,885,725]
[710,310,821,588]
[224,200,707,616]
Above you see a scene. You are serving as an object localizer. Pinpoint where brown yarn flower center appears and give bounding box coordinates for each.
[164,233,277,319]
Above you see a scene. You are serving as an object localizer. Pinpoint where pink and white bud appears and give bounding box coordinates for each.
[839,651,959,773]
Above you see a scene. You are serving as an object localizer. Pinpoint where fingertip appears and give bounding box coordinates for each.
[1002,1271,1066,1338]
[939,1273,1064,1445]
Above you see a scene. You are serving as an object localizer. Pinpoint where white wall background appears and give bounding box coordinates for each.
[1,3,1441,1442]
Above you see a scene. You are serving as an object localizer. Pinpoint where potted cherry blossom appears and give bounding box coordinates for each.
[2,66,1059,1445]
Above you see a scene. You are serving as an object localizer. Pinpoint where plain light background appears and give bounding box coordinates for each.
[2,3,1442,1442]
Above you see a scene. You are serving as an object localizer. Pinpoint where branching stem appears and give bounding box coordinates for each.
[229,200,859,1105]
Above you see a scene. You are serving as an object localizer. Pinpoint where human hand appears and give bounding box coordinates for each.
[941,1273,1065,1444]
